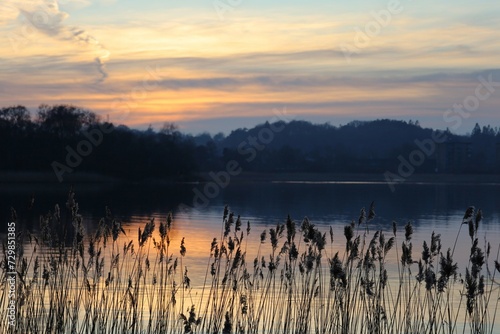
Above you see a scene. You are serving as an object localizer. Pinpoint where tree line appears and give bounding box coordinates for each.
[210,119,500,174]
[1,104,499,182]
[0,105,197,181]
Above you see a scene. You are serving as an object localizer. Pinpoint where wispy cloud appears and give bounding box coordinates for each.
[0,3,500,133]
[2,0,109,83]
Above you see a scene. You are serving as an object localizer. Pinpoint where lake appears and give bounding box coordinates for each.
[3,178,499,261]
[1,178,500,333]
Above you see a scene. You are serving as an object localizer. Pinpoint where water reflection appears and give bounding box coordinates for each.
[1,180,499,333]
[1,181,499,264]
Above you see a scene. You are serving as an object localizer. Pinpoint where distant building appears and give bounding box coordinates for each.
[436,142,472,173]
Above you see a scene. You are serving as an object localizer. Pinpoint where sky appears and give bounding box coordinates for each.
[1,0,499,135]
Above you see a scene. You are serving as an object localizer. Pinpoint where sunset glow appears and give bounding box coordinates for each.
[1,0,500,134]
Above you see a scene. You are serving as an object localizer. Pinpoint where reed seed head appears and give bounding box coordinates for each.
[180,237,186,257]
[462,206,475,224]
[404,222,413,241]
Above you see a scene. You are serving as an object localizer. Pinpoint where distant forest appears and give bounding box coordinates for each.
[1,104,499,182]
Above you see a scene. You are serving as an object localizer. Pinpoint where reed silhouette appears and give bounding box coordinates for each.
[1,191,499,333]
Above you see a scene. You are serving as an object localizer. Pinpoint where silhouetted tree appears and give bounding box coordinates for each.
[36,104,98,138]
[159,122,179,135]
[1,105,499,177]
[472,123,482,137]
[0,105,31,132]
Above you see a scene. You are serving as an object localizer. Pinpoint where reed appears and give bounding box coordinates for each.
[1,191,499,333]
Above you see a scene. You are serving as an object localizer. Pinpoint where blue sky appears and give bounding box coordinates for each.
[1,0,499,134]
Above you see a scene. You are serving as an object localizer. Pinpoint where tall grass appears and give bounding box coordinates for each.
[1,191,499,334]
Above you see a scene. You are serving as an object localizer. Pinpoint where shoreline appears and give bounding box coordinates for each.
[1,171,500,186]
[215,171,500,185]
[0,171,121,184]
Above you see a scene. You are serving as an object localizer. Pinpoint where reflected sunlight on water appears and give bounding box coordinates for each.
[2,181,499,333]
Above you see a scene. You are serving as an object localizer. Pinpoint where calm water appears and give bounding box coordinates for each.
[2,179,500,333]
[2,179,500,279]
